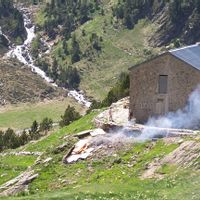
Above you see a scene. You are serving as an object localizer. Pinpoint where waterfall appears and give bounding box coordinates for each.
[6,7,91,108]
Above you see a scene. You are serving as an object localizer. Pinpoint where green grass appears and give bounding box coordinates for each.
[17,142,169,195]
[0,110,199,200]
[79,17,158,100]
[23,110,99,152]
[50,1,160,100]
[22,140,178,196]
[0,98,83,130]
[1,170,200,200]
[34,6,47,27]
[158,164,178,175]
[1,145,199,200]
[0,155,37,186]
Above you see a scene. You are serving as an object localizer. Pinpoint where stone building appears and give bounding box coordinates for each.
[129,44,200,123]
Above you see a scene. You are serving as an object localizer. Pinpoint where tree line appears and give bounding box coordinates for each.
[113,0,200,29]
[0,106,80,152]
[0,117,53,152]
[41,0,101,40]
[0,0,26,44]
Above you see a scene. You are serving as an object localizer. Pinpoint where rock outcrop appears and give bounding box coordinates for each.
[0,170,38,196]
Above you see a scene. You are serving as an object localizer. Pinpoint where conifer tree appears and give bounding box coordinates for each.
[71,34,81,63]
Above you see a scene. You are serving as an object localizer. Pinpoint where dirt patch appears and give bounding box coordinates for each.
[0,58,64,105]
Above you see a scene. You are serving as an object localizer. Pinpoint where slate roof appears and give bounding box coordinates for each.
[130,43,200,71]
[170,44,200,71]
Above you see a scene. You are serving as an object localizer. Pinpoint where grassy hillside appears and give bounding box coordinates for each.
[0,111,199,199]
[0,155,37,186]
[35,0,159,100]
[75,18,157,100]
[0,2,199,198]
[0,97,84,130]
[33,0,200,101]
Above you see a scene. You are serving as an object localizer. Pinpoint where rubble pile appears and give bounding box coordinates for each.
[63,128,107,163]
[64,97,199,164]
[63,127,135,164]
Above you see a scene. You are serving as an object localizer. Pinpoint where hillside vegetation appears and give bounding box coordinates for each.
[0,2,200,198]
[0,0,26,49]
[2,0,200,100]
[31,0,200,100]
[113,0,200,46]
[33,0,158,99]
[0,110,199,199]
[0,97,84,130]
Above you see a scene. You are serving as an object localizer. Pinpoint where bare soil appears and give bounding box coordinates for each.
[0,58,64,106]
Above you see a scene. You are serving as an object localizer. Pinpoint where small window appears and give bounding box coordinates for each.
[159,75,168,94]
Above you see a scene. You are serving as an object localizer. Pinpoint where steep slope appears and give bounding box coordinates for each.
[32,0,200,100]
[34,0,159,100]
[0,58,62,105]
[2,1,200,101]
[149,0,200,46]
[0,0,26,49]
[113,0,200,47]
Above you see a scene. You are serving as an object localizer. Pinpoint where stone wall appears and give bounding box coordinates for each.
[129,53,200,122]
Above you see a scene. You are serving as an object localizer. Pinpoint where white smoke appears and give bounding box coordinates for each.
[82,86,200,146]
[137,85,200,141]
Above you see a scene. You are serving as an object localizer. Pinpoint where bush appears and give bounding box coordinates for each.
[29,120,40,140]
[59,105,81,127]
[39,117,53,132]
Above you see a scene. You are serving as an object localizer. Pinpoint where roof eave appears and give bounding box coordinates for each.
[129,52,169,71]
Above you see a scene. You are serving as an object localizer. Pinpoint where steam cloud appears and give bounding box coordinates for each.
[137,85,200,141]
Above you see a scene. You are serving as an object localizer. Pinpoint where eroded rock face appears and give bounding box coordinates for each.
[162,141,200,168]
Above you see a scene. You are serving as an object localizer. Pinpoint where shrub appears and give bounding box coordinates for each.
[59,105,81,127]
[39,117,53,132]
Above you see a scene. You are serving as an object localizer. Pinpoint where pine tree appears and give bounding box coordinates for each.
[63,39,69,55]
[29,120,39,139]
[51,58,59,82]
[71,34,81,63]
[39,117,53,133]
[19,130,29,146]
[3,128,19,149]
[59,105,81,127]
[0,130,4,151]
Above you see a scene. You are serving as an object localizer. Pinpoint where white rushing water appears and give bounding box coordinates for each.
[6,7,91,107]
[6,8,54,83]
[68,90,91,108]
